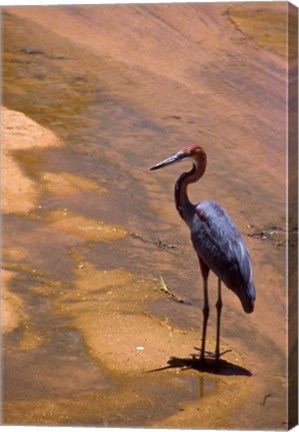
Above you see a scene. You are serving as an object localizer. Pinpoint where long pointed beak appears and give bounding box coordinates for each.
[150,152,184,171]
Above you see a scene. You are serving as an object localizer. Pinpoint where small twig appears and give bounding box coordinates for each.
[157,238,179,254]
[159,276,185,303]
[144,311,187,335]
[130,232,149,243]
[261,393,275,406]
[143,312,173,331]
[130,232,179,254]
[247,223,288,247]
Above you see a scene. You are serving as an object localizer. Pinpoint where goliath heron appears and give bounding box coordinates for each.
[150,145,255,362]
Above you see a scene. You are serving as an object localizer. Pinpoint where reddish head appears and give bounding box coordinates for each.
[150,145,207,172]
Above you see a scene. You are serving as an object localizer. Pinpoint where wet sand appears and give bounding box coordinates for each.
[2,2,295,428]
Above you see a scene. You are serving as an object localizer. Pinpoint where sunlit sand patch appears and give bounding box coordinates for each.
[2,152,41,214]
[1,106,62,214]
[42,172,108,196]
[41,209,128,242]
[2,270,27,334]
[58,263,153,314]
[3,247,27,261]
[228,6,297,58]
[51,263,177,372]
[49,261,243,379]
[2,107,61,151]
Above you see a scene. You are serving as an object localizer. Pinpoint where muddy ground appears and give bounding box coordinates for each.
[2,2,296,429]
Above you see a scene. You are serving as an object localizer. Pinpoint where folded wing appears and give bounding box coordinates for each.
[191,200,255,313]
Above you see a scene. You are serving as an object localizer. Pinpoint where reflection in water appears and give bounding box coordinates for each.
[199,375,206,400]
[148,360,217,401]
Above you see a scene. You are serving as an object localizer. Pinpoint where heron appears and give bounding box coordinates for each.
[150,145,256,362]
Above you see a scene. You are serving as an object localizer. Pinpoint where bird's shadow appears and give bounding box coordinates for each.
[147,353,252,376]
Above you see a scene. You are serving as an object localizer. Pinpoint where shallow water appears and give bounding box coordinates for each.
[2,3,294,428]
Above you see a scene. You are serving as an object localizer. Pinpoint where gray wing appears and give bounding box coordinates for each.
[191,200,255,313]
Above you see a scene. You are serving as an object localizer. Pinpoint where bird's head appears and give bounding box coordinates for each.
[150,145,206,171]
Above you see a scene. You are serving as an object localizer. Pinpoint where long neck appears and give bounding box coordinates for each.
[175,159,206,226]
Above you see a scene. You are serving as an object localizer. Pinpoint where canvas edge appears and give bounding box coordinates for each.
[287,1,298,429]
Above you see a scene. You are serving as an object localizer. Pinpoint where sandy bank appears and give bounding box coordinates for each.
[2,106,61,214]
[2,107,61,337]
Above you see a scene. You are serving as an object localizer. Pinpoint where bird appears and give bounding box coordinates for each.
[150,144,256,362]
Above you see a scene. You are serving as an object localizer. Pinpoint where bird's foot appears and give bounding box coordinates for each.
[194,346,232,361]
[193,347,215,363]
[213,349,233,361]
[193,346,214,357]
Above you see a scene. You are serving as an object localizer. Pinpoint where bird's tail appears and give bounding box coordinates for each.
[239,280,256,313]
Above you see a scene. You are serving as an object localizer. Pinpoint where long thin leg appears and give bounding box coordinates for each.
[215,278,222,360]
[199,259,210,362]
[200,277,209,361]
